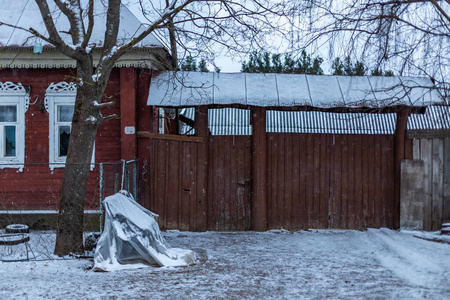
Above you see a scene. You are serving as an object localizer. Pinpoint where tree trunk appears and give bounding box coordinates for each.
[54,80,101,256]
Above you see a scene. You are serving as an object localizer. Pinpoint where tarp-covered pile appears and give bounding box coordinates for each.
[93,191,196,272]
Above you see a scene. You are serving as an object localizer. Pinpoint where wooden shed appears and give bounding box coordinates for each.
[141,71,444,231]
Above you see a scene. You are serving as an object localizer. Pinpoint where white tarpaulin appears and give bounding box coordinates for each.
[93,191,196,272]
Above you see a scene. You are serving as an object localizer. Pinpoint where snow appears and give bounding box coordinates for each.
[0,0,163,48]
[1,228,449,299]
[148,72,443,108]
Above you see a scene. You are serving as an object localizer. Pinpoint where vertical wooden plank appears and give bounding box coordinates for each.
[328,134,335,229]
[190,143,198,230]
[298,134,307,229]
[340,135,349,229]
[159,140,169,229]
[251,107,267,231]
[207,137,217,230]
[432,138,444,231]
[404,138,413,160]
[421,139,432,231]
[332,134,342,229]
[245,136,252,230]
[291,133,301,230]
[305,134,314,228]
[393,107,410,229]
[373,135,382,227]
[347,135,355,229]
[180,142,191,231]
[224,136,232,230]
[278,134,286,228]
[195,106,208,231]
[267,134,276,228]
[167,140,181,229]
[365,135,374,228]
[313,134,321,228]
[354,135,363,229]
[319,134,329,228]
[285,134,293,229]
[444,138,450,223]
[413,139,421,160]
[384,135,396,228]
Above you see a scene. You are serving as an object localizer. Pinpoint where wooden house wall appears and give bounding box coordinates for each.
[0,68,124,210]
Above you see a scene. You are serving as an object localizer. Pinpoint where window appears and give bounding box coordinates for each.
[0,82,28,171]
[45,82,94,170]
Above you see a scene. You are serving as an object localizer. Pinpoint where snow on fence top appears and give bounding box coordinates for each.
[148,72,443,109]
[0,0,163,48]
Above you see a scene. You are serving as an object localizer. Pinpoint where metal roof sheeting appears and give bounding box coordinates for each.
[408,105,450,130]
[148,71,443,108]
[180,108,398,135]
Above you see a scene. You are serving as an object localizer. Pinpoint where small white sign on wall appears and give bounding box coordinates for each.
[124,126,135,134]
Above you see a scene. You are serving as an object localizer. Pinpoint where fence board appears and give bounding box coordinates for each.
[421,139,433,231]
[444,138,450,223]
[432,139,444,230]
[146,132,396,231]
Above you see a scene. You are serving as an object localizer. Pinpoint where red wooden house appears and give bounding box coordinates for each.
[0,2,170,220]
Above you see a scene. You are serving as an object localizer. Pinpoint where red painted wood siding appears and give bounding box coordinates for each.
[0,68,128,210]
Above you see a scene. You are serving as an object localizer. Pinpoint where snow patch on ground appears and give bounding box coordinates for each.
[0,229,449,299]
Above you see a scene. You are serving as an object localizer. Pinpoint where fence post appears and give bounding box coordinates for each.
[195,106,209,231]
[394,106,410,229]
[133,159,138,201]
[251,106,268,231]
[124,160,129,192]
[99,162,104,233]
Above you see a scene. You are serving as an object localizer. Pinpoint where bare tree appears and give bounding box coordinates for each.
[0,0,295,255]
[300,0,450,99]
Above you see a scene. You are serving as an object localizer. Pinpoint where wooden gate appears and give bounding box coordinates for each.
[144,134,252,231]
[141,132,396,231]
[267,133,395,230]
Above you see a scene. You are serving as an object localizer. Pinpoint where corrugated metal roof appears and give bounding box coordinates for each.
[408,105,450,130]
[148,72,443,108]
[179,106,450,136]
[180,108,397,135]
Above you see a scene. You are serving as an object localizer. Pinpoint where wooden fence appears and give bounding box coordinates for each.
[406,135,450,230]
[141,132,396,231]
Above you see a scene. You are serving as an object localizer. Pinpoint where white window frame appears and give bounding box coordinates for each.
[45,82,94,171]
[0,82,29,172]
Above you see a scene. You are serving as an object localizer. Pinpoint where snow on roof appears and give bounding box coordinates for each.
[148,72,443,109]
[0,0,163,48]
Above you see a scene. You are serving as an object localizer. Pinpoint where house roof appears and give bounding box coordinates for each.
[0,0,170,69]
[148,72,443,110]
[0,0,163,48]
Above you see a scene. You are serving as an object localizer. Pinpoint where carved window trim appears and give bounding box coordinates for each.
[45,82,94,171]
[0,82,29,171]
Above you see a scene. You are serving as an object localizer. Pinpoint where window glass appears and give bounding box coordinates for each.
[59,125,71,157]
[4,125,16,157]
[0,106,17,122]
[58,105,74,122]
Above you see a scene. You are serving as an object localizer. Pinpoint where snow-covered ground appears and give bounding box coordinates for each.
[0,228,449,299]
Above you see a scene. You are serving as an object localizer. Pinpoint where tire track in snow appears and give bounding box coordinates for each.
[366,228,450,294]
